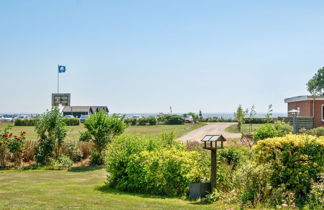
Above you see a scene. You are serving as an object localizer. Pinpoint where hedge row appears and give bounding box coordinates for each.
[14,118,80,126]
[124,117,157,126]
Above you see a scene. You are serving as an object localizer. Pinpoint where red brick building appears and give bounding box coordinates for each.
[284,95,324,127]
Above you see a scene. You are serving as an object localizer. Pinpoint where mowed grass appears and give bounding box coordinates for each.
[225,123,262,134]
[0,167,228,209]
[0,122,206,142]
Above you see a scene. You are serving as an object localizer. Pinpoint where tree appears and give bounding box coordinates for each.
[35,108,67,164]
[234,105,246,132]
[81,110,126,165]
[199,110,203,120]
[307,67,324,95]
[265,104,273,123]
[248,105,256,132]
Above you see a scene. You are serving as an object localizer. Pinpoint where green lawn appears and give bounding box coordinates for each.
[0,167,232,209]
[0,122,206,142]
[225,123,262,134]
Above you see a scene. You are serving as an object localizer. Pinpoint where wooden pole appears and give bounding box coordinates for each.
[211,149,217,191]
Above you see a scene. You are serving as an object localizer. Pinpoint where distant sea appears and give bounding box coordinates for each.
[122,112,287,119]
[1,112,287,120]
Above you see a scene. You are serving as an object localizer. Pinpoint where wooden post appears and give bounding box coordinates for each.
[210,149,217,191]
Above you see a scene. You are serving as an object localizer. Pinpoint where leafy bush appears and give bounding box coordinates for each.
[235,163,272,207]
[164,115,185,125]
[253,124,282,141]
[106,135,163,187]
[52,155,73,169]
[125,148,208,196]
[137,118,148,126]
[0,127,26,167]
[308,183,324,208]
[273,121,292,135]
[7,132,26,166]
[35,138,55,164]
[219,149,242,170]
[147,117,157,125]
[35,108,67,164]
[124,118,137,126]
[302,127,324,136]
[81,111,126,165]
[253,135,324,204]
[203,189,221,203]
[79,131,91,142]
[105,133,208,197]
[61,142,81,162]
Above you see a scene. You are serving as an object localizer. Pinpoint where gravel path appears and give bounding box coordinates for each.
[177,122,241,142]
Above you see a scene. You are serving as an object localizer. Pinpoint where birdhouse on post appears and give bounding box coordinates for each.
[201,135,226,191]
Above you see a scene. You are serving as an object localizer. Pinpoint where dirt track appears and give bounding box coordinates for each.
[178,122,241,142]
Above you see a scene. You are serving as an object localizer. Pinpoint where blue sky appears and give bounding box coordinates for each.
[1,0,324,114]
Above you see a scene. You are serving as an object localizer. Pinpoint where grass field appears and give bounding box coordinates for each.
[0,122,206,142]
[0,167,236,209]
[225,123,262,134]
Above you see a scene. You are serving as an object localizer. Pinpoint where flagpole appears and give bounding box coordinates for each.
[57,65,59,93]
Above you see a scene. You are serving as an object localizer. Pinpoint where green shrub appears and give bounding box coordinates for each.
[253,124,282,141]
[125,148,208,196]
[273,121,292,135]
[308,127,324,136]
[61,142,81,162]
[58,155,73,167]
[137,118,148,126]
[147,117,157,125]
[219,149,242,170]
[105,135,164,187]
[124,118,137,126]
[52,155,73,169]
[203,189,221,203]
[81,111,126,165]
[35,108,67,165]
[235,163,272,207]
[35,138,55,164]
[308,183,324,208]
[165,115,184,125]
[253,135,324,204]
[79,131,91,142]
[105,132,208,197]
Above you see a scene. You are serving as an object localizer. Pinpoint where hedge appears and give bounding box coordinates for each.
[253,134,324,203]
[15,118,80,126]
[124,117,157,126]
[105,134,208,196]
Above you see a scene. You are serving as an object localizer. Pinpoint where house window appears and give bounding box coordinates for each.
[322,105,324,121]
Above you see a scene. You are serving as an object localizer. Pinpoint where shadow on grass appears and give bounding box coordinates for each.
[68,165,103,172]
[96,185,169,200]
[96,185,211,206]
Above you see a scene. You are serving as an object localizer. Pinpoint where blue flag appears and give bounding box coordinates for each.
[58,65,66,73]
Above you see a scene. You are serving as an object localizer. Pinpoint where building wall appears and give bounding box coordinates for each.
[287,100,324,127]
[287,101,313,117]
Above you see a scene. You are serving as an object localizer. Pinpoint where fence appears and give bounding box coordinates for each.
[286,117,314,130]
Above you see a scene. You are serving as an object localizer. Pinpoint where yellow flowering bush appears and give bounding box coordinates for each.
[253,134,324,203]
[125,148,208,196]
